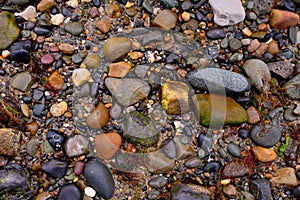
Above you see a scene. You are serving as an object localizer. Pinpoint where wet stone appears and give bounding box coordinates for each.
[33,103,45,117]
[86,102,109,129]
[288,26,297,44]
[252,146,276,162]
[10,72,32,92]
[227,143,240,157]
[294,185,300,197]
[204,161,220,172]
[148,176,167,189]
[94,132,122,160]
[171,184,211,200]
[185,157,201,168]
[162,139,177,159]
[205,45,219,59]
[65,135,89,157]
[33,27,50,35]
[57,184,82,200]
[72,68,91,87]
[10,40,31,63]
[42,159,68,178]
[228,38,242,51]
[50,101,68,117]
[103,37,132,62]
[153,10,177,30]
[0,128,22,156]
[206,28,226,39]
[26,139,40,156]
[283,73,300,99]
[267,61,294,79]
[41,54,55,65]
[64,22,84,35]
[158,0,178,8]
[270,167,298,186]
[84,160,115,200]
[46,129,66,151]
[0,170,28,191]
[251,179,272,200]
[250,124,281,147]
[197,133,213,152]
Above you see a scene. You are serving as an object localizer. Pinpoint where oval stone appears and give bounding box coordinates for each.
[250,124,281,147]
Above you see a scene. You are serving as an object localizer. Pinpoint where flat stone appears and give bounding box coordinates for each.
[252,146,276,162]
[158,0,178,8]
[222,162,249,178]
[148,176,167,189]
[87,102,109,129]
[267,61,294,79]
[124,111,159,147]
[0,170,28,191]
[284,73,300,99]
[192,94,248,127]
[187,68,250,94]
[146,150,175,174]
[47,71,64,91]
[64,22,84,36]
[185,157,201,168]
[57,184,82,200]
[250,124,281,147]
[247,106,260,124]
[50,14,64,25]
[108,62,131,78]
[65,135,89,157]
[15,6,36,22]
[105,77,150,106]
[153,10,177,30]
[171,184,211,200]
[103,37,132,62]
[209,0,245,26]
[206,28,226,39]
[271,167,298,186]
[95,19,111,33]
[50,101,68,117]
[42,159,68,178]
[72,68,91,87]
[58,43,75,54]
[252,179,272,200]
[243,59,271,93]
[94,132,122,160]
[270,9,299,29]
[10,72,32,92]
[84,160,115,199]
[227,143,240,157]
[0,11,20,50]
[37,0,55,12]
[82,53,101,69]
[161,81,190,115]
[0,128,22,156]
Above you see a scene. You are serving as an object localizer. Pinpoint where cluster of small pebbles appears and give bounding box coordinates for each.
[0,0,300,199]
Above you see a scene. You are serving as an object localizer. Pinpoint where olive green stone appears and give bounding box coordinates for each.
[103,37,132,62]
[0,11,20,50]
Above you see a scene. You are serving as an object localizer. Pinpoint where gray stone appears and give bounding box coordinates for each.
[206,28,226,39]
[243,59,271,92]
[65,135,89,157]
[58,184,82,200]
[229,38,242,51]
[251,179,272,200]
[253,0,273,19]
[250,124,281,147]
[162,139,177,159]
[288,26,297,44]
[227,143,241,157]
[103,37,132,62]
[148,176,167,189]
[11,0,29,5]
[10,72,32,92]
[185,156,201,168]
[0,11,20,50]
[105,78,150,106]
[124,111,159,147]
[209,0,245,26]
[0,170,28,191]
[171,184,211,200]
[64,22,84,35]
[141,30,164,46]
[220,38,229,48]
[42,159,68,178]
[84,160,115,199]
[267,61,294,79]
[187,68,250,94]
[82,53,101,69]
[284,73,300,99]
[284,107,298,121]
[26,139,40,156]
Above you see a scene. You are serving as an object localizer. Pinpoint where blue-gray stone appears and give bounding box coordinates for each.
[250,124,281,147]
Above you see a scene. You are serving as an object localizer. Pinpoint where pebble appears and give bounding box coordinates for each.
[267,61,294,80]
[247,39,260,53]
[204,161,220,172]
[270,167,298,186]
[42,159,68,178]
[228,38,242,51]
[46,129,65,151]
[243,59,271,92]
[294,185,300,197]
[65,135,89,157]
[58,184,82,200]
[185,157,201,168]
[187,68,250,94]
[84,160,115,199]
[109,102,122,119]
[105,77,150,106]
[171,184,211,200]
[223,184,237,197]
[0,170,28,191]
[241,38,251,46]
[33,103,45,117]
[252,146,276,162]
[58,43,75,54]
[20,103,30,117]
[252,179,272,200]
[0,128,21,156]
[247,106,260,124]
[158,0,178,8]
[95,19,111,33]
[148,176,167,189]
[103,37,132,62]
[124,111,159,147]
[250,124,281,147]
[72,68,91,87]
[227,143,240,157]
[106,4,122,18]
[50,14,64,25]
[108,62,131,78]
[85,187,96,198]
[269,9,299,30]
[64,22,84,35]
[82,53,101,69]
[37,0,55,12]
[87,102,109,129]
[10,72,32,92]
[47,71,65,91]
[197,133,213,152]
[288,26,297,44]
[294,103,300,115]
[283,73,300,99]
[267,40,280,55]
[33,27,50,35]
[15,6,36,22]
[182,12,190,22]
[222,162,249,178]
[26,139,39,156]
[94,132,122,160]
[220,38,229,48]
[10,40,31,63]
[206,28,225,39]
[153,9,177,30]
[74,161,85,175]
[205,45,219,59]
[50,101,68,117]
[162,139,177,159]
[89,7,99,18]
[11,0,29,5]
[41,54,55,65]
[181,1,193,11]
[209,0,245,26]
[161,81,190,114]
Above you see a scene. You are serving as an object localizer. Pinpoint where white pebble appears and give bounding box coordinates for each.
[84,187,96,197]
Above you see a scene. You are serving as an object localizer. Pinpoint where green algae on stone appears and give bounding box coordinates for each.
[124,111,159,147]
[0,11,20,50]
[192,94,247,127]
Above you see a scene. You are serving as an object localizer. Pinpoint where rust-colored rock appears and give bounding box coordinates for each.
[95,19,111,33]
[94,132,122,160]
[222,162,249,178]
[267,40,280,55]
[247,106,260,124]
[270,9,299,29]
[26,121,39,135]
[252,146,276,162]
[87,102,109,129]
[108,62,131,78]
[58,43,75,54]
[47,71,65,91]
[0,128,22,156]
[247,39,260,53]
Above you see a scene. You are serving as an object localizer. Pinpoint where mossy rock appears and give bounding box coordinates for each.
[0,11,20,50]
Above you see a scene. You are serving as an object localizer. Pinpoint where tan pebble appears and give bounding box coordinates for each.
[108,62,131,78]
[247,106,260,124]
[94,132,122,160]
[252,146,276,162]
[86,102,109,129]
[182,12,190,21]
[20,103,30,117]
[58,43,75,54]
[50,101,68,117]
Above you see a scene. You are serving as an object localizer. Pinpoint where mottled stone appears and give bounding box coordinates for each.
[271,167,298,186]
[95,19,110,33]
[267,61,294,79]
[10,72,32,92]
[47,71,64,91]
[82,53,101,69]
[58,43,75,54]
[65,135,89,157]
[50,101,68,117]
[284,73,300,99]
[0,170,28,191]
[0,128,21,156]
[0,11,20,50]
[247,106,260,124]
[223,162,249,178]
[108,62,131,78]
[72,68,91,87]
[94,132,122,160]
[270,9,299,29]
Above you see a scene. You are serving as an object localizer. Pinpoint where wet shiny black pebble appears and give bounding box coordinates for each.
[57,184,82,200]
[46,129,65,151]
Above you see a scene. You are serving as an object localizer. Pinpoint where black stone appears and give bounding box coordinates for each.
[33,103,45,117]
[137,0,143,7]
[33,27,50,35]
[250,124,281,147]
[10,40,31,63]
[117,0,127,5]
[206,28,226,39]
[197,133,212,152]
[203,161,220,172]
[46,129,66,151]
[296,171,300,180]
[42,159,68,178]
[84,160,115,199]
[294,185,300,197]
[238,128,248,139]
[251,179,272,200]
[57,184,82,200]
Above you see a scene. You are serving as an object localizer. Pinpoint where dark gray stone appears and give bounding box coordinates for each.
[148,176,167,189]
[0,170,28,191]
[206,28,226,39]
[10,40,31,63]
[284,73,300,99]
[64,22,84,35]
[267,61,294,79]
[185,157,201,168]
[171,184,211,200]
[57,184,82,200]
[251,179,272,200]
[158,0,179,8]
[250,124,281,147]
[42,159,68,178]
[227,143,240,157]
[162,139,177,159]
[228,38,242,51]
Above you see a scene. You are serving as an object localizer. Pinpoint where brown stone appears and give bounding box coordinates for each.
[26,121,39,135]
[257,23,270,31]
[270,167,298,186]
[267,40,280,55]
[94,132,122,160]
[106,4,122,18]
[95,19,111,33]
[58,43,75,54]
[87,102,109,129]
[255,43,269,56]
[247,106,260,124]
[0,128,22,156]
[223,184,237,197]
[247,39,260,53]
[47,71,65,91]
[103,37,132,62]
[37,0,55,12]
[252,146,276,162]
[89,7,99,18]
[270,9,299,30]
[153,10,177,30]
[108,62,131,78]
[222,162,249,178]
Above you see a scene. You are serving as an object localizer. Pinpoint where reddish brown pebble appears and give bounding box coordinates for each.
[247,39,260,53]
[47,71,65,90]
[26,121,39,135]
[87,102,109,129]
[41,54,55,65]
[222,162,249,178]
[270,9,299,29]
[50,45,60,53]
[94,132,122,160]
[108,62,131,78]
[74,161,85,175]
[247,106,260,124]
[95,19,111,33]
[58,43,75,54]
[255,43,269,56]
[89,7,99,18]
[267,40,280,55]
